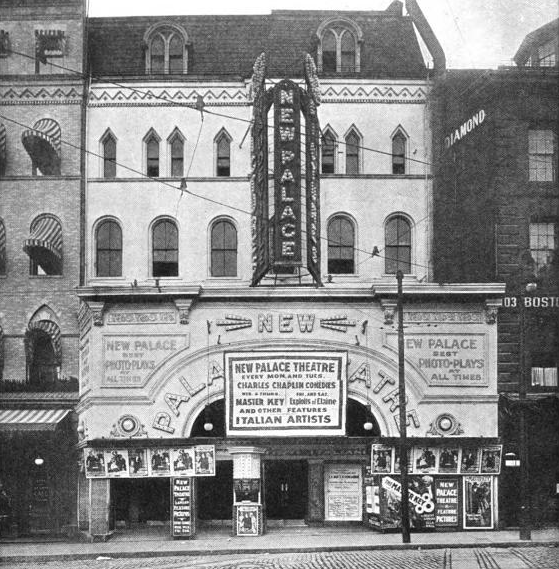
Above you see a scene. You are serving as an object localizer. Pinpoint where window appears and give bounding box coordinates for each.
[96,219,122,277]
[27,329,59,385]
[392,130,407,174]
[529,222,556,274]
[168,131,184,177]
[533,40,557,67]
[145,131,160,177]
[215,131,231,177]
[35,29,65,73]
[211,219,237,277]
[385,216,411,274]
[0,220,5,275]
[145,25,187,74]
[345,129,360,174]
[0,30,9,57]
[317,18,362,74]
[152,219,178,277]
[102,132,117,178]
[528,129,556,181]
[321,129,336,174]
[531,354,558,388]
[327,216,355,274]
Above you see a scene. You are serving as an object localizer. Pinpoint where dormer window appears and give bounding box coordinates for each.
[145,24,188,74]
[316,18,362,73]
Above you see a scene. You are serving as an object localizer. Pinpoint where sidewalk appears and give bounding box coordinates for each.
[1,527,558,562]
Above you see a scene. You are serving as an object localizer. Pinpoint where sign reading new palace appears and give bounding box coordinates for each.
[225,351,347,436]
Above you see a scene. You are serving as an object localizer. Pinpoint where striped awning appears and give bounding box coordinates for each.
[0,409,70,431]
[26,319,62,363]
[0,123,6,176]
[21,118,61,176]
[23,216,62,274]
[0,325,3,374]
[0,220,5,274]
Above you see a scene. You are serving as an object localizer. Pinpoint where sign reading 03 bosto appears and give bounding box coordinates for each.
[225,351,347,437]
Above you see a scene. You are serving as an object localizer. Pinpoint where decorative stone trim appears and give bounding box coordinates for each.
[426,413,464,436]
[86,300,105,326]
[380,299,397,325]
[174,297,195,324]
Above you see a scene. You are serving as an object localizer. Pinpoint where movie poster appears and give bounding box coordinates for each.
[84,449,106,477]
[171,448,195,476]
[194,445,215,476]
[480,446,502,474]
[236,505,259,536]
[439,447,460,473]
[128,449,148,477]
[371,444,392,473]
[414,447,438,473]
[104,449,129,477]
[393,447,413,474]
[460,448,480,473]
[150,448,171,476]
[464,476,493,529]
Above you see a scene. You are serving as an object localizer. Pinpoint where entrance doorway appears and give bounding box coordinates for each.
[111,479,170,529]
[197,460,233,522]
[264,460,308,520]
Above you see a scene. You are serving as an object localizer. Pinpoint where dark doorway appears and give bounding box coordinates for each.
[264,460,308,519]
[111,479,170,527]
[197,460,233,520]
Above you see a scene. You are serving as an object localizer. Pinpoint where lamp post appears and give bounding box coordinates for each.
[396,270,411,543]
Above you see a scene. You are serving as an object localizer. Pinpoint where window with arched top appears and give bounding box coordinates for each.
[317,18,362,74]
[96,219,122,277]
[215,130,231,177]
[321,128,337,174]
[345,128,361,174]
[385,215,411,274]
[145,130,160,177]
[101,131,117,178]
[392,130,407,174]
[152,219,178,277]
[168,129,185,177]
[211,219,237,277]
[145,24,188,75]
[327,215,355,274]
[25,311,62,386]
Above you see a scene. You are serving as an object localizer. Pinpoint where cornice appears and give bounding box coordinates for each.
[0,85,83,105]
[373,282,506,297]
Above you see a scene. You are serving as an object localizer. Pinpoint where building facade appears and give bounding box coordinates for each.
[75,1,507,539]
[432,19,559,527]
[0,0,85,535]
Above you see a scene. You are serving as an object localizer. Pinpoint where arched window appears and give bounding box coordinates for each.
[328,215,355,274]
[345,129,360,174]
[385,215,411,274]
[211,219,237,277]
[152,219,178,277]
[0,220,5,275]
[392,130,407,174]
[25,312,61,386]
[317,18,362,74]
[102,131,117,178]
[321,128,336,174]
[145,25,187,74]
[96,219,122,277]
[168,130,185,177]
[215,130,231,177]
[145,130,160,177]
[24,214,62,276]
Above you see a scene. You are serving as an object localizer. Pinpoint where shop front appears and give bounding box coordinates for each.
[77,287,503,538]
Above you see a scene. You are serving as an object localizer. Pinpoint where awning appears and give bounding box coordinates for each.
[0,409,70,431]
[23,216,62,274]
[0,325,4,374]
[21,118,61,176]
[0,123,6,176]
[25,319,62,363]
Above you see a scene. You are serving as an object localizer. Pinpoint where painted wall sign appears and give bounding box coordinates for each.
[171,477,194,538]
[444,110,485,148]
[107,311,177,325]
[324,464,362,521]
[503,296,559,308]
[102,334,188,387]
[435,479,459,527]
[225,351,347,436]
[404,311,483,323]
[387,332,487,386]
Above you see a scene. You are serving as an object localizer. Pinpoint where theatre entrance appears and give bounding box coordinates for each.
[264,460,308,522]
[197,460,233,525]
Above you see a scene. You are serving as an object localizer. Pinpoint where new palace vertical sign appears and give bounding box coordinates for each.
[273,80,302,267]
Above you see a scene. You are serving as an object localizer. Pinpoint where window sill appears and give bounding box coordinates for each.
[29,274,64,279]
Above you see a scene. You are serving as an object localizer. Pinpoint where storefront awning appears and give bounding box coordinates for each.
[23,216,62,275]
[21,118,61,176]
[0,123,6,176]
[0,409,70,431]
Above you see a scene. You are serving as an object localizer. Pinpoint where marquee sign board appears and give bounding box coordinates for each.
[225,351,347,437]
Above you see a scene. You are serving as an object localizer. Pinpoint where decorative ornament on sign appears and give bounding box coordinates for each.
[426,413,464,436]
[110,414,148,438]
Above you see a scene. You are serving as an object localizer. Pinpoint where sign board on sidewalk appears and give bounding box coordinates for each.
[171,477,195,538]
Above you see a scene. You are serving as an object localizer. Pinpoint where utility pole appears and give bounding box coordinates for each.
[397,270,411,543]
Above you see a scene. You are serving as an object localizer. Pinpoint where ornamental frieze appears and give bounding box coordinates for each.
[0,86,82,105]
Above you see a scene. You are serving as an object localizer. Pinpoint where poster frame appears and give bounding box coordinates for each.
[463,476,494,529]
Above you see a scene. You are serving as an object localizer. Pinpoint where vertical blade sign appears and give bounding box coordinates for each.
[273,80,302,267]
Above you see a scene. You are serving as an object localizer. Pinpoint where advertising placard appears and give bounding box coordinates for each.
[439,447,460,473]
[171,448,195,476]
[480,446,502,474]
[460,448,480,474]
[104,450,129,477]
[171,477,194,538]
[324,464,362,521]
[435,479,459,527]
[128,449,148,477]
[150,448,171,476]
[371,444,392,473]
[194,445,215,476]
[414,447,438,474]
[464,476,493,529]
[225,351,346,436]
[84,450,106,477]
[236,504,260,536]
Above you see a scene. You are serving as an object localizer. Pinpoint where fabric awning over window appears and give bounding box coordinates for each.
[25,319,62,363]
[23,216,62,274]
[0,409,70,431]
[21,118,61,175]
[0,325,4,374]
[0,123,6,176]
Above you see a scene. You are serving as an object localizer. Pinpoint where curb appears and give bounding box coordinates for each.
[1,540,558,563]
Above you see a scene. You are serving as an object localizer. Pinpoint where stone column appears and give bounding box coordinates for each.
[307,459,324,524]
[77,469,89,531]
[88,478,110,539]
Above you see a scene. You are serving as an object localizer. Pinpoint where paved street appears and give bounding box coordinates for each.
[2,547,558,569]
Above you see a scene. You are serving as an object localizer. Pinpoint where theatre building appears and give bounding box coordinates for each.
[78,2,505,538]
